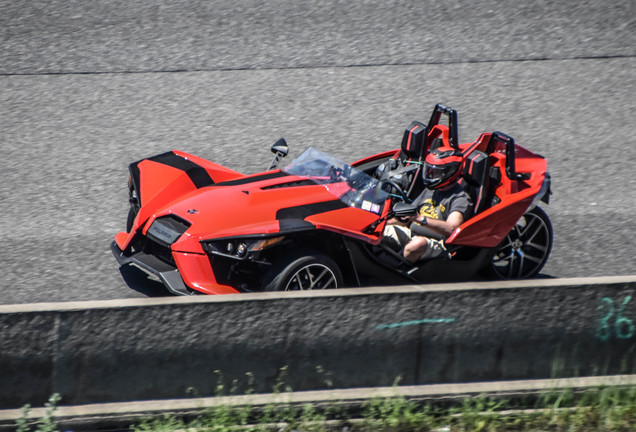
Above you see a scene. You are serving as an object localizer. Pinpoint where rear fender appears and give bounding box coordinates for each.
[447,193,535,248]
[448,148,548,248]
[446,131,549,248]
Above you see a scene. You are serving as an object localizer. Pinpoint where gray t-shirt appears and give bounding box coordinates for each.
[412,184,473,221]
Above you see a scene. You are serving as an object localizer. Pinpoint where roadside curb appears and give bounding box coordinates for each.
[2,275,636,314]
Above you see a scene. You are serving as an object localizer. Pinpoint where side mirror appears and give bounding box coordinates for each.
[269,138,289,170]
[271,138,289,157]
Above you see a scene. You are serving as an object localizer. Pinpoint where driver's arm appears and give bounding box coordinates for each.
[414,211,464,237]
[386,216,414,227]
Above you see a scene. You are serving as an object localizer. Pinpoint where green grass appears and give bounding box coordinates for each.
[16,386,636,432]
[128,386,636,432]
[15,394,61,432]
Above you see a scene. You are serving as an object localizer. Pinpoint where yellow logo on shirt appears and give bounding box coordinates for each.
[418,198,445,220]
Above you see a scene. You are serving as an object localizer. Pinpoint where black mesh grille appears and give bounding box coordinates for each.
[146,215,191,247]
[143,238,176,266]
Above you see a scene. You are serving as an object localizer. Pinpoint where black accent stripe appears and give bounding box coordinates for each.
[129,162,141,197]
[148,151,215,189]
[213,171,289,187]
[276,199,348,231]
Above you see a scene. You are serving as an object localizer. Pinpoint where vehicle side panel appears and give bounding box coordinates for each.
[448,144,548,247]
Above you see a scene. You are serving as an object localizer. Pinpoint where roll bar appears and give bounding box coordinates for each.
[486,131,530,181]
[427,103,459,151]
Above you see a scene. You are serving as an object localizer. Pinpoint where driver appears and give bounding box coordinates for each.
[383,147,474,263]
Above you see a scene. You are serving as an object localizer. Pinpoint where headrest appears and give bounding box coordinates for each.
[463,151,488,185]
[400,121,427,160]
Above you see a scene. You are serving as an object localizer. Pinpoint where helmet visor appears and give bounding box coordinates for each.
[423,161,460,187]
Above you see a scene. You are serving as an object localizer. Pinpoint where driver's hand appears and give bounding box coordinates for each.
[388,215,416,227]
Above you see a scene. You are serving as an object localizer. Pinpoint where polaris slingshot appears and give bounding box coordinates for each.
[112,104,552,295]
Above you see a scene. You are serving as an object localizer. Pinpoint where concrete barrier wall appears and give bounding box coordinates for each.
[1,276,635,409]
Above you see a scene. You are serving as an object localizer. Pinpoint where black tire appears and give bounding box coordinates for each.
[484,205,553,279]
[262,250,343,292]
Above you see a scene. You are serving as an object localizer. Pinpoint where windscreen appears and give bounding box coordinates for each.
[283,147,390,214]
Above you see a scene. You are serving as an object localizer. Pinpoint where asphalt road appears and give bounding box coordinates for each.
[1,0,635,304]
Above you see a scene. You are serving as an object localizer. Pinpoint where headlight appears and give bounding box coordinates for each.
[247,237,284,251]
[128,174,139,204]
[202,236,284,259]
[226,242,235,254]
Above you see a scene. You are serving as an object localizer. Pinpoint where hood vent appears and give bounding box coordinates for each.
[261,179,317,190]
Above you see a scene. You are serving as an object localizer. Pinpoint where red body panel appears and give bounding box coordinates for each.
[120,169,387,254]
[173,252,239,294]
[136,150,243,207]
[448,139,548,247]
[351,150,399,168]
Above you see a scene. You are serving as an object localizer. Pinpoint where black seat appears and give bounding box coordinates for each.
[400,121,428,199]
[400,121,427,160]
[462,150,490,214]
[375,121,428,201]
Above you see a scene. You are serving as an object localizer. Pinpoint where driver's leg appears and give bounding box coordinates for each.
[405,237,447,262]
[382,225,412,253]
[404,236,430,263]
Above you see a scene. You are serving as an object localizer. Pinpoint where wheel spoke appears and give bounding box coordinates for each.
[522,253,544,265]
[311,268,333,289]
[286,264,337,291]
[291,273,304,290]
[523,221,545,244]
[515,250,526,278]
[525,241,548,253]
[519,216,537,237]
[494,236,514,260]
[506,252,517,278]
[524,243,548,263]
[305,268,315,289]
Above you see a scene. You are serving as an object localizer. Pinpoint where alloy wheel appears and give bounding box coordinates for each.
[284,263,338,291]
[492,208,552,279]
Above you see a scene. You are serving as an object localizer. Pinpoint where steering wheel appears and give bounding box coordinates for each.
[382,180,412,223]
[382,180,408,202]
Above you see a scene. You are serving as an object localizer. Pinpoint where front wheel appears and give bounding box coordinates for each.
[262,251,343,292]
[485,206,553,279]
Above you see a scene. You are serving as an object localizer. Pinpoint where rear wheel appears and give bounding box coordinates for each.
[262,251,343,292]
[486,206,553,279]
